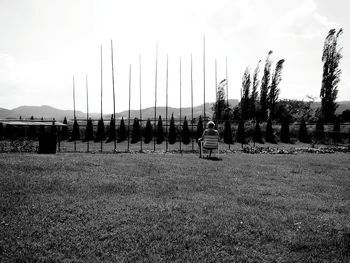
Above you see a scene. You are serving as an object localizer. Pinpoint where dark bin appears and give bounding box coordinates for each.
[38,133,57,154]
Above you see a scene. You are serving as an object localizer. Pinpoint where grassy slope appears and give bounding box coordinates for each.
[1,153,349,262]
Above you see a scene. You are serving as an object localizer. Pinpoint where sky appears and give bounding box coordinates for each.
[0,0,349,114]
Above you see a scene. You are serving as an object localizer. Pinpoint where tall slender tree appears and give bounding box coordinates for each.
[241,68,251,120]
[320,28,343,122]
[182,117,190,145]
[131,118,141,144]
[72,119,80,141]
[168,113,176,145]
[224,120,233,144]
[269,59,285,120]
[118,117,126,143]
[212,79,229,122]
[265,118,276,143]
[260,51,273,121]
[156,115,164,144]
[144,118,152,144]
[196,115,203,141]
[61,117,68,140]
[95,119,105,142]
[250,61,260,120]
[85,118,94,141]
[299,118,309,143]
[107,115,116,142]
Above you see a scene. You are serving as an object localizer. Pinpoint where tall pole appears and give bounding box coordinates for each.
[215,59,218,128]
[111,40,116,152]
[179,57,182,153]
[128,64,131,152]
[191,53,194,152]
[203,35,206,127]
[154,44,158,151]
[139,55,143,152]
[73,76,76,152]
[165,55,169,152]
[100,45,103,152]
[86,75,89,152]
[226,56,230,150]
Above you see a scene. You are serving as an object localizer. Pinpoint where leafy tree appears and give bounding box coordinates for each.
[224,120,233,144]
[196,116,204,141]
[237,120,246,144]
[85,118,94,141]
[241,67,251,120]
[299,118,309,143]
[212,79,230,122]
[250,61,260,120]
[342,109,350,122]
[107,115,116,143]
[265,118,276,143]
[95,118,105,142]
[182,117,190,145]
[253,120,263,144]
[320,29,343,122]
[168,113,176,144]
[332,116,341,143]
[131,118,141,144]
[275,99,313,122]
[315,118,325,142]
[260,51,273,121]
[156,115,164,144]
[71,119,80,141]
[117,117,126,143]
[269,59,285,120]
[280,117,290,143]
[61,117,69,140]
[144,118,152,144]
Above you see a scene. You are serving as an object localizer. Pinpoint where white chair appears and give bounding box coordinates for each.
[200,135,220,158]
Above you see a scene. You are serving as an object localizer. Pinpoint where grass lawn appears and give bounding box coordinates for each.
[0,152,349,262]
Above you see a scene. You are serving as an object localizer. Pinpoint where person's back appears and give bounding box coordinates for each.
[199,121,219,157]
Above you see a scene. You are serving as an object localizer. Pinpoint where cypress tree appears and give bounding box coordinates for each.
[95,118,105,142]
[85,118,94,141]
[131,118,141,144]
[253,120,263,144]
[299,118,309,143]
[117,117,126,143]
[156,115,164,144]
[315,118,325,142]
[182,117,190,145]
[265,118,276,143]
[280,117,290,143]
[107,115,116,142]
[196,116,203,141]
[71,119,80,141]
[168,113,176,145]
[61,117,69,140]
[144,118,152,144]
[224,120,233,144]
[237,120,246,144]
[332,116,341,144]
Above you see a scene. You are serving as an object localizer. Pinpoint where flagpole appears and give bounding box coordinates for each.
[215,59,218,128]
[128,64,131,152]
[165,55,168,152]
[73,76,76,152]
[191,53,194,152]
[203,35,206,127]
[86,75,89,152]
[154,44,158,151]
[111,40,116,152]
[139,55,143,152]
[179,57,182,153]
[226,56,230,150]
[100,45,103,152]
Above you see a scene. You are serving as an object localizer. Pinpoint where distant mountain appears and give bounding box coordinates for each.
[1,100,349,121]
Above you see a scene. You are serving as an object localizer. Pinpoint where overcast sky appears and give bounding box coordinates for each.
[0,0,349,114]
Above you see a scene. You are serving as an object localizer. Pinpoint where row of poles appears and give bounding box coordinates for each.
[72,36,231,153]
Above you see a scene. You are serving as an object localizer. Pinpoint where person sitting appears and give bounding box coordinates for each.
[198,121,220,158]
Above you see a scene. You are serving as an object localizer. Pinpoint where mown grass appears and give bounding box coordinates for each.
[1,152,349,262]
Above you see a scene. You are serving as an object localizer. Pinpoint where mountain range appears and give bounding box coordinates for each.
[1,99,349,121]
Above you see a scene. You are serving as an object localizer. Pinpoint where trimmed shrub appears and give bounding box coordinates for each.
[156,115,164,144]
[71,119,80,141]
[168,113,176,145]
[61,117,69,140]
[107,115,116,143]
[253,121,263,144]
[299,118,309,143]
[332,117,341,143]
[280,117,290,143]
[95,119,105,142]
[224,121,233,144]
[196,116,203,141]
[85,118,94,141]
[265,118,276,143]
[144,118,152,144]
[237,120,246,144]
[315,118,325,142]
[131,118,141,144]
[182,117,190,145]
[117,117,126,143]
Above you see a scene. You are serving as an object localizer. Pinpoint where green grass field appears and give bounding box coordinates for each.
[1,152,349,262]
